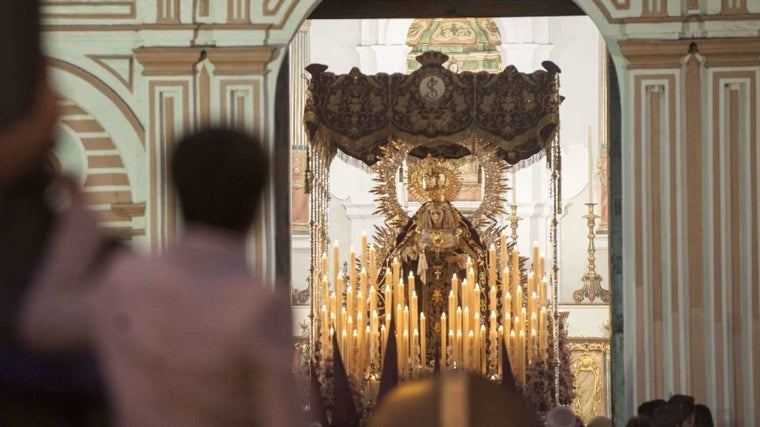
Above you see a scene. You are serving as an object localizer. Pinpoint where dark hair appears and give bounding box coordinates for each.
[652,404,682,427]
[171,128,268,232]
[694,404,714,427]
[667,394,695,423]
[638,399,666,420]
[625,416,655,427]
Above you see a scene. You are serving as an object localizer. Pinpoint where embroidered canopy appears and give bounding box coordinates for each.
[304,51,562,167]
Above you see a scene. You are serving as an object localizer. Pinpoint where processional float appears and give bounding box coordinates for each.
[303,52,569,418]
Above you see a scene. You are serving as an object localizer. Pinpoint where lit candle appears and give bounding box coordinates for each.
[329,292,337,329]
[371,310,379,365]
[441,313,447,367]
[352,328,359,375]
[321,304,329,352]
[322,275,329,313]
[349,247,356,288]
[455,307,463,345]
[489,285,497,314]
[515,285,523,321]
[402,329,409,377]
[346,285,354,324]
[473,312,481,371]
[408,272,415,309]
[333,241,340,288]
[497,325,504,376]
[500,233,507,270]
[411,290,418,335]
[518,329,526,384]
[461,279,469,318]
[361,231,368,269]
[531,243,539,274]
[456,329,463,367]
[448,290,456,325]
[336,276,345,331]
[381,323,388,356]
[384,269,392,308]
[538,254,545,285]
[369,244,377,287]
[360,268,368,312]
[419,312,426,369]
[391,257,400,296]
[341,328,348,366]
[466,331,474,371]
[370,285,377,319]
[588,124,594,203]
[488,244,497,286]
[480,325,487,375]
[539,306,547,357]
[322,253,329,280]
[463,306,470,344]
[540,275,548,308]
[504,290,512,328]
[412,328,420,376]
[451,273,459,307]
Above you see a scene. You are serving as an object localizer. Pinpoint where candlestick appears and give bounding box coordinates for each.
[573,203,610,303]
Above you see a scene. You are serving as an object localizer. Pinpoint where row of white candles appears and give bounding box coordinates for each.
[316,233,552,384]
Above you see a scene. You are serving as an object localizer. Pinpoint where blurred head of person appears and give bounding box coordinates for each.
[626,415,655,427]
[667,394,695,427]
[638,399,666,420]
[368,372,540,427]
[545,406,580,427]
[693,404,713,427]
[171,128,269,234]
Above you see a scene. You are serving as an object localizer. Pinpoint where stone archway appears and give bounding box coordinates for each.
[57,98,146,239]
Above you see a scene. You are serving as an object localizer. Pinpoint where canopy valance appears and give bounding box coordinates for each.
[304,51,562,166]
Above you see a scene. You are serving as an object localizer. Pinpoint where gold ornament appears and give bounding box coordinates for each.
[407,155,462,202]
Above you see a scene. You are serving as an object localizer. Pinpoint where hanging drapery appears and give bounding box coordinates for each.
[304,51,562,168]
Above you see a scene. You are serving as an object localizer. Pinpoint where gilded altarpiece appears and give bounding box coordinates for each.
[567,338,610,423]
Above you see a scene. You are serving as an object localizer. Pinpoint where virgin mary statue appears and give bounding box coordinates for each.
[386,157,487,361]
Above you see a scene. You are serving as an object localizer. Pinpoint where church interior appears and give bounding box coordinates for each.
[34,0,760,425]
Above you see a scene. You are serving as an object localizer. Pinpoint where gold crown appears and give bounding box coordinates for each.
[407,156,461,202]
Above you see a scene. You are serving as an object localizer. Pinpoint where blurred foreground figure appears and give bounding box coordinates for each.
[1,1,109,425]
[368,372,540,427]
[22,128,302,426]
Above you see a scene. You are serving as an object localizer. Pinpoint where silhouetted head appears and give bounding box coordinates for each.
[545,406,579,427]
[625,416,655,427]
[171,128,268,233]
[638,399,666,420]
[693,404,713,427]
[667,394,695,426]
[653,404,683,427]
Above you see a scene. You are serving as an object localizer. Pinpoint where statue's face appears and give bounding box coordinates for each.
[429,207,444,228]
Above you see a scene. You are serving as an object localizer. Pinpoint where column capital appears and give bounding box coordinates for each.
[134,47,202,76]
[206,46,275,75]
